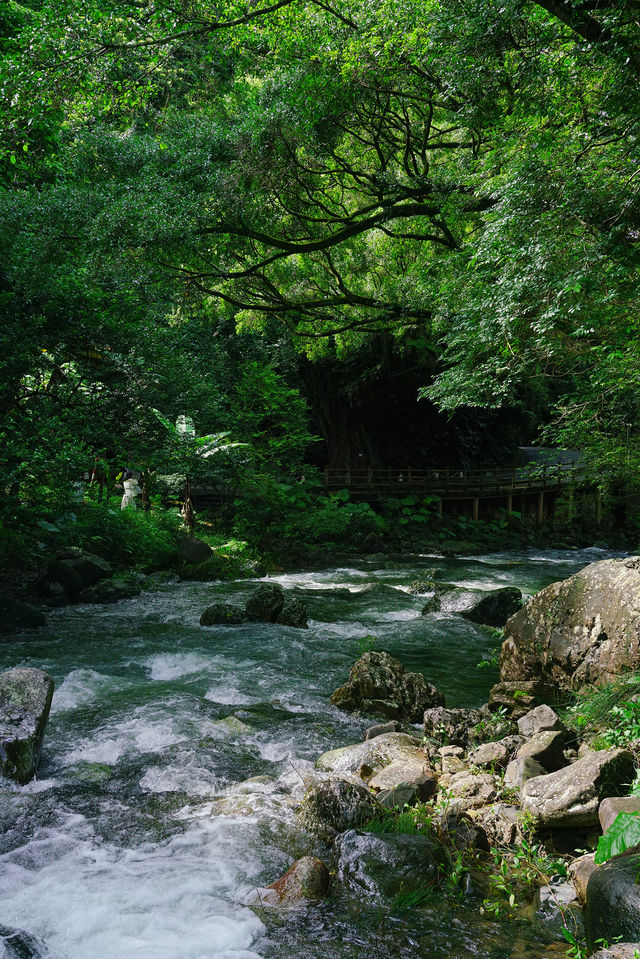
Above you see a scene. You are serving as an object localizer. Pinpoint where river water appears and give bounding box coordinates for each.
[0,548,619,959]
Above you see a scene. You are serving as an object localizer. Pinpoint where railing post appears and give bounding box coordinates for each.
[346,467,351,486]
[537,490,544,526]
[473,497,479,521]
[324,466,329,489]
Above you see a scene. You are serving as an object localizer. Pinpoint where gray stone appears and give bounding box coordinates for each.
[522,748,635,827]
[599,796,640,833]
[0,667,54,783]
[504,756,547,790]
[423,706,480,747]
[0,596,45,634]
[245,583,284,623]
[441,811,490,852]
[517,704,563,738]
[364,721,402,740]
[299,779,379,839]
[369,762,437,803]
[500,556,640,691]
[315,732,429,779]
[516,729,570,772]
[468,802,521,845]
[376,778,436,808]
[586,853,640,949]
[534,880,583,938]
[331,651,444,722]
[448,771,498,808]
[468,740,510,768]
[591,947,640,959]
[200,603,248,626]
[335,829,442,900]
[262,856,330,904]
[277,597,308,629]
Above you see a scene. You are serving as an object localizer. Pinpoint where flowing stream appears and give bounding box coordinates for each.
[0,548,621,959]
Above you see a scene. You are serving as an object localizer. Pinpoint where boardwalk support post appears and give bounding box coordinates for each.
[537,490,544,527]
[473,497,479,521]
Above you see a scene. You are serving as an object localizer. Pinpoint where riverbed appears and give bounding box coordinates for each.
[0,548,621,959]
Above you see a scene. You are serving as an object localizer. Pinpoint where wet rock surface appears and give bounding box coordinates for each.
[299,779,379,839]
[0,667,54,783]
[336,829,442,900]
[586,853,640,949]
[261,856,330,905]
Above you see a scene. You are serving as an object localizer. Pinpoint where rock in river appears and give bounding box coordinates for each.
[315,732,430,779]
[261,856,330,905]
[330,650,444,722]
[0,667,54,783]
[0,923,49,958]
[500,556,640,691]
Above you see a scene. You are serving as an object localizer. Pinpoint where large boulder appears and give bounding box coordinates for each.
[500,556,640,691]
[330,651,444,722]
[177,533,213,565]
[0,667,54,783]
[521,748,635,827]
[277,597,308,629]
[0,596,46,634]
[585,853,640,950]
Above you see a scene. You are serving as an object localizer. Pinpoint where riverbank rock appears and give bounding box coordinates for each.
[516,729,571,772]
[37,547,112,603]
[200,603,248,626]
[261,856,330,905]
[569,853,598,904]
[423,706,482,747]
[315,732,429,780]
[599,797,640,832]
[521,748,635,827]
[0,596,46,634]
[177,533,213,565]
[504,756,547,790]
[591,947,640,959]
[500,556,640,691]
[299,779,379,839]
[0,667,54,783]
[78,574,143,604]
[488,681,557,720]
[330,651,444,722]
[585,853,640,949]
[517,705,563,738]
[335,829,442,901]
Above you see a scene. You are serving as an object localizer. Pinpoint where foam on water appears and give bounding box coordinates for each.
[143,651,218,681]
[50,668,127,714]
[0,814,266,959]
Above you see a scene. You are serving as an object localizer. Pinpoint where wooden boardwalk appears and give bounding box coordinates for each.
[323,463,591,523]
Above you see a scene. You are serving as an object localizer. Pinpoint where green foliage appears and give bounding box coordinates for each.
[595,812,640,864]
[51,499,182,570]
[564,674,640,749]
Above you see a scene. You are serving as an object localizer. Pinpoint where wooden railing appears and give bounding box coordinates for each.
[323,463,585,498]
